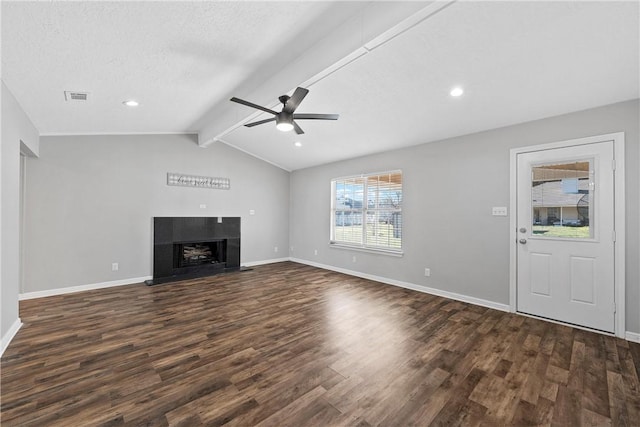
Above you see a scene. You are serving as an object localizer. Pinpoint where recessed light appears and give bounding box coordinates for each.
[294,141,302,147]
[450,87,464,97]
[123,100,139,107]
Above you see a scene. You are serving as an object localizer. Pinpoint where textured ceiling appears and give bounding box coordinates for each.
[1,1,386,133]
[2,1,638,171]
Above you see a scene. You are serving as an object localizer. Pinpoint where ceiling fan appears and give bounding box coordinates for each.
[230,87,339,135]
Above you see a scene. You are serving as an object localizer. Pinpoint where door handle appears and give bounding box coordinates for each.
[519,239,527,244]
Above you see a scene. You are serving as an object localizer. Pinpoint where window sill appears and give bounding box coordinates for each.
[328,243,404,257]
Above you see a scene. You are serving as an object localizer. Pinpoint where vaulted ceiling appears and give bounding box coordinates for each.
[2,1,638,171]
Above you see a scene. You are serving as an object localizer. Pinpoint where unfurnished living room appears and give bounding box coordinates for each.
[1,1,639,426]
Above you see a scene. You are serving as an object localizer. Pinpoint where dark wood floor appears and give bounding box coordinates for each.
[1,261,639,426]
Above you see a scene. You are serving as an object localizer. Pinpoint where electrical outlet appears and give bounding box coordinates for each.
[424,268,431,277]
[274,246,278,253]
[199,204,207,209]
[314,249,318,255]
[352,256,357,263]
[112,263,119,271]
[249,209,255,215]
[217,217,223,223]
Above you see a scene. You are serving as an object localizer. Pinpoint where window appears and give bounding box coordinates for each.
[530,160,592,238]
[331,171,402,253]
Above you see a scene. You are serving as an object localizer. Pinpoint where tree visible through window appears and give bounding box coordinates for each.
[331,171,402,252]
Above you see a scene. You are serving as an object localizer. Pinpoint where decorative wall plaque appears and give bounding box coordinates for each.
[166,173,230,190]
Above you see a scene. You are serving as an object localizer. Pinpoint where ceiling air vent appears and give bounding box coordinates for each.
[64,91,90,102]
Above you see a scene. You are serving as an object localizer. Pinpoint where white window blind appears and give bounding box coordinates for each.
[331,170,402,253]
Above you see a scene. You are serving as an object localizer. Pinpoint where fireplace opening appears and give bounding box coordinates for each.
[173,240,227,268]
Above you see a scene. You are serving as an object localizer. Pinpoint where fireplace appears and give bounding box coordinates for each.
[174,241,226,268]
[146,217,241,285]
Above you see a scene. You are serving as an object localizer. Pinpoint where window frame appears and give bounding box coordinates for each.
[330,170,403,255]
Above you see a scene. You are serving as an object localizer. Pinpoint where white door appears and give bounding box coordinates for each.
[516,141,615,333]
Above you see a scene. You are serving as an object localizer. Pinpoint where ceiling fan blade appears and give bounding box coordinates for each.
[283,87,309,114]
[244,117,276,127]
[292,121,305,135]
[293,113,339,121]
[230,97,277,115]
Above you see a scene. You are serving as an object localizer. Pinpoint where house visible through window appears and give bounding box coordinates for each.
[331,171,402,253]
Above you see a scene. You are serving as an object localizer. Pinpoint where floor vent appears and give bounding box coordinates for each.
[64,91,89,102]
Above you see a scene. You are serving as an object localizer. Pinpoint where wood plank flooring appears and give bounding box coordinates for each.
[1,261,639,426]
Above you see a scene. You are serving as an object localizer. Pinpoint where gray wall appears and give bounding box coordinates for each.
[23,134,290,293]
[1,81,39,343]
[290,99,640,334]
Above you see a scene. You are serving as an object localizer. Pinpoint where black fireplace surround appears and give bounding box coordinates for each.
[146,217,240,285]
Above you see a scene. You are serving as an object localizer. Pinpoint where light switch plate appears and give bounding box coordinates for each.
[492,207,508,216]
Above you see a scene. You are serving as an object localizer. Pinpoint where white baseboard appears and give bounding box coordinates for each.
[17,257,292,300]
[18,257,291,300]
[242,257,290,267]
[1,318,23,357]
[11,259,639,344]
[626,331,640,343]
[290,257,510,313]
[290,258,640,343]
[19,276,152,300]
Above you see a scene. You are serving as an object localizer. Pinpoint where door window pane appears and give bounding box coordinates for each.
[531,160,593,239]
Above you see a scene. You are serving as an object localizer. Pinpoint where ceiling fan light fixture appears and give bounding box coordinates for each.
[276,122,294,132]
[231,87,337,136]
[275,114,294,132]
